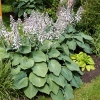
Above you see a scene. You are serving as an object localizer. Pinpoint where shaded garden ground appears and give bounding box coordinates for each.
[81,55,100,83]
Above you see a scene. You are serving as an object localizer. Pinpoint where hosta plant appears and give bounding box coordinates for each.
[70,52,95,71]
[0,8,93,100]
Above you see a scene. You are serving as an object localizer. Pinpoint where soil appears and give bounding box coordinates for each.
[81,55,100,83]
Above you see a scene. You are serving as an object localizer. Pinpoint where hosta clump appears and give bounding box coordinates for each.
[7,27,93,100]
[0,8,93,100]
[70,52,95,71]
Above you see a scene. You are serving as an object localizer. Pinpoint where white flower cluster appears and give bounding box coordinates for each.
[0,16,21,49]
[75,6,84,22]
[0,6,83,49]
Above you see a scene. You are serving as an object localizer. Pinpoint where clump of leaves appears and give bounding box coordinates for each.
[70,52,95,71]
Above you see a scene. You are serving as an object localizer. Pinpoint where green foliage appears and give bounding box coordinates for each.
[2,0,15,5]
[13,0,44,17]
[70,52,95,71]
[2,5,13,13]
[91,25,100,56]
[44,0,59,21]
[0,50,14,100]
[0,25,93,99]
[77,0,100,34]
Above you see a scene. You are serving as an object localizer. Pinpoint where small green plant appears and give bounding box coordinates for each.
[70,52,95,71]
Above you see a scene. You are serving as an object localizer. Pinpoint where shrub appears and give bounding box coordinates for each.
[0,8,93,100]
[77,0,100,34]
[13,0,45,17]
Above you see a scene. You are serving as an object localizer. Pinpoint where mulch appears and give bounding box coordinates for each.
[81,55,100,83]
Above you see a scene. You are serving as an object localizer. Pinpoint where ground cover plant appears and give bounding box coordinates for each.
[0,5,95,100]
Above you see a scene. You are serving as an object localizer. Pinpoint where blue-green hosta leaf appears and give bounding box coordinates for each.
[32,62,48,77]
[61,44,69,56]
[74,35,83,42]
[58,55,72,62]
[70,77,79,88]
[20,57,34,70]
[47,75,59,95]
[12,71,28,89]
[52,41,60,48]
[76,40,85,48]
[0,47,9,60]
[48,48,60,58]
[38,84,50,95]
[39,40,53,51]
[29,72,46,87]
[66,25,76,33]
[64,82,74,100]
[17,45,31,54]
[49,74,65,88]
[24,81,38,99]
[67,39,76,50]
[11,53,22,66]
[11,66,21,75]
[48,60,61,76]
[61,66,73,81]
[73,72,83,86]
[58,35,65,43]
[80,33,93,40]
[31,51,46,62]
[65,61,83,75]
[83,43,92,54]
[51,90,64,100]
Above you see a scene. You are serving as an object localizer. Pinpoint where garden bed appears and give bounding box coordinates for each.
[81,55,100,83]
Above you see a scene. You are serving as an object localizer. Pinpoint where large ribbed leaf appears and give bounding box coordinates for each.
[58,55,72,62]
[64,82,74,100]
[48,60,61,76]
[73,72,83,86]
[61,66,73,81]
[65,61,83,75]
[67,39,76,50]
[12,71,28,89]
[49,74,65,88]
[20,57,34,70]
[31,51,46,62]
[61,44,69,56]
[0,47,9,60]
[24,81,38,99]
[17,45,31,54]
[38,84,50,95]
[32,62,48,77]
[70,77,79,88]
[11,53,22,66]
[48,48,60,58]
[47,76,59,95]
[11,65,21,75]
[29,72,46,87]
[51,90,64,100]
[81,33,93,40]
